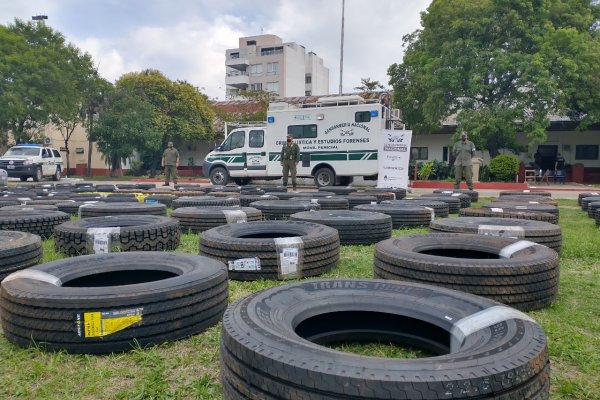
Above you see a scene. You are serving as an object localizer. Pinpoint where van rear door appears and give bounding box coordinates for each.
[245,129,267,177]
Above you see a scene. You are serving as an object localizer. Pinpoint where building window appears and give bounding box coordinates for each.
[246,40,256,46]
[288,124,317,139]
[355,111,371,123]
[411,147,428,160]
[575,145,599,160]
[261,46,283,56]
[305,75,312,84]
[442,146,449,162]
[305,91,312,96]
[230,52,239,59]
[266,81,279,94]
[249,64,262,76]
[249,83,263,91]
[267,62,279,76]
[249,130,264,148]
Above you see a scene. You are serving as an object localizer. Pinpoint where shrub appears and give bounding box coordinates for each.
[418,162,434,180]
[431,160,450,179]
[488,155,519,182]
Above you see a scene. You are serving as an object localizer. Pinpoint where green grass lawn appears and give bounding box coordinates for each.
[1,199,599,399]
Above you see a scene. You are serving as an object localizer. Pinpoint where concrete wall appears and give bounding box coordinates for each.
[282,43,306,97]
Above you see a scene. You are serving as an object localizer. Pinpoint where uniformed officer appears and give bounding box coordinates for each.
[452,132,476,190]
[161,141,179,186]
[280,134,300,191]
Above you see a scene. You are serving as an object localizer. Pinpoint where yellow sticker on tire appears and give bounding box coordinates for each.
[76,308,143,338]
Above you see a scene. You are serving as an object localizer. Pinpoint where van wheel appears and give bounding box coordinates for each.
[33,167,42,182]
[314,168,334,187]
[52,168,61,181]
[233,178,250,186]
[210,166,230,185]
[19,176,28,182]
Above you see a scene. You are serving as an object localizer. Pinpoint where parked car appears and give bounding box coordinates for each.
[0,144,64,182]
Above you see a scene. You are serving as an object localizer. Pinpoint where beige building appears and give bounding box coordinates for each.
[225,34,329,99]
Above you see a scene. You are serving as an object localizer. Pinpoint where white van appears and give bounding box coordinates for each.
[0,144,63,182]
[203,95,404,186]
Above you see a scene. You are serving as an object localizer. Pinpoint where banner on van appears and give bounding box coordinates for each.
[377,129,412,189]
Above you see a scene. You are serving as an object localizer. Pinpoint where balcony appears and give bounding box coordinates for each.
[226,55,250,70]
[225,71,249,88]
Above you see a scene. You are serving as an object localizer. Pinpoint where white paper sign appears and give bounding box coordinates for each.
[280,247,299,275]
[228,257,261,271]
[377,129,412,189]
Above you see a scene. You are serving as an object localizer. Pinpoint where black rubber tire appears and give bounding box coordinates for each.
[385,199,450,218]
[1,204,58,212]
[143,194,178,206]
[249,200,321,220]
[374,233,560,311]
[578,192,600,206]
[238,194,279,207]
[57,201,91,215]
[433,188,479,202]
[318,186,357,195]
[430,191,472,208]
[174,184,209,192]
[0,231,43,280]
[587,201,600,218]
[221,278,550,399]
[135,183,157,191]
[210,166,230,185]
[313,167,335,187]
[0,210,70,239]
[105,194,139,203]
[55,215,180,256]
[274,191,336,201]
[261,186,288,193]
[173,206,262,233]
[289,196,350,210]
[115,184,137,190]
[290,210,392,245]
[354,203,434,228]
[19,176,28,182]
[96,184,117,192]
[233,177,251,186]
[596,209,600,226]
[172,196,240,210]
[0,199,24,208]
[499,190,551,197]
[429,217,562,253]
[580,196,600,211]
[79,203,167,218]
[415,194,462,213]
[495,195,558,206]
[1,252,227,354]
[209,185,242,193]
[337,194,378,208]
[33,167,42,182]
[68,193,104,201]
[208,191,241,198]
[200,220,339,281]
[459,207,559,225]
[367,187,408,200]
[484,202,559,216]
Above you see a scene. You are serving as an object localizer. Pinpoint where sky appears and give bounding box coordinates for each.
[0,0,432,101]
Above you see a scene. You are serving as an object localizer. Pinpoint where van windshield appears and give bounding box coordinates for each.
[4,147,40,156]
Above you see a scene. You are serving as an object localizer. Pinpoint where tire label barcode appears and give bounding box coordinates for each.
[76,307,143,338]
[280,247,299,276]
[228,257,261,271]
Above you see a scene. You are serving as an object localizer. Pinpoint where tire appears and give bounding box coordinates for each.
[318,186,357,195]
[249,200,321,220]
[105,194,139,203]
[33,167,42,182]
[429,216,562,253]
[313,167,335,187]
[374,233,560,311]
[495,195,558,206]
[2,204,58,212]
[1,252,228,354]
[96,184,117,192]
[135,183,156,191]
[0,231,43,280]
[385,199,450,218]
[221,278,550,399]
[19,176,28,182]
[290,197,350,210]
[261,186,288,193]
[459,207,559,225]
[172,196,240,210]
[143,194,178,207]
[0,210,70,239]
[337,194,379,208]
[55,215,180,256]
[200,220,340,281]
[275,191,335,201]
[52,167,61,181]
[499,190,551,197]
[587,201,600,218]
[430,191,472,208]
[580,196,600,211]
[354,203,434,228]
[433,189,479,202]
[484,202,559,216]
[578,192,600,206]
[290,210,391,245]
[0,199,21,208]
[416,194,462,213]
[358,191,396,203]
[238,194,279,207]
[79,203,167,218]
[367,187,408,200]
[210,166,230,186]
[57,201,89,215]
[173,206,262,233]
[233,177,251,185]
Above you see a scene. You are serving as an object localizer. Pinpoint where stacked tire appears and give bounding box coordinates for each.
[249,200,320,220]
[0,210,70,239]
[354,203,433,228]
[0,231,43,280]
[79,203,167,218]
[173,206,262,233]
[459,207,559,224]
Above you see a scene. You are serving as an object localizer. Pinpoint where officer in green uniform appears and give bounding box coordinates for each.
[452,132,476,190]
[280,134,300,190]
[161,141,179,186]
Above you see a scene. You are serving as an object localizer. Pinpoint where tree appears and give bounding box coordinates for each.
[388,0,600,157]
[83,74,112,177]
[0,19,94,145]
[354,77,385,94]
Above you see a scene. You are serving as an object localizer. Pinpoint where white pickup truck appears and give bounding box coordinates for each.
[0,144,64,182]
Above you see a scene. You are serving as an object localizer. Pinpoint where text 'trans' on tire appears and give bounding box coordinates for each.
[1,252,228,354]
[374,233,560,311]
[221,278,550,399]
[200,220,339,281]
[54,215,180,256]
[0,231,43,280]
[290,210,392,245]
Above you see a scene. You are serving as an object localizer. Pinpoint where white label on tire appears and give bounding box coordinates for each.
[515,206,528,209]
[222,210,247,224]
[3,269,62,286]
[490,207,504,212]
[523,190,530,193]
[450,305,535,352]
[228,257,261,271]
[274,237,304,279]
[424,206,435,221]
[311,199,319,204]
[442,191,453,194]
[478,225,525,239]
[87,227,120,254]
[451,193,462,197]
[529,201,539,204]
[499,240,537,258]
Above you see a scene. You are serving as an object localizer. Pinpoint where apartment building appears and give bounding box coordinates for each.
[225,34,329,99]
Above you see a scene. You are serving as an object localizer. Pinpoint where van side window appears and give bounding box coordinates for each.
[355,111,371,123]
[52,149,61,157]
[249,130,264,148]
[222,131,245,151]
[42,148,51,158]
[288,124,317,139]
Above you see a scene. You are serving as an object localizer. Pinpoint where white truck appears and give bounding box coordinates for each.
[0,144,64,182]
[203,95,405,186]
